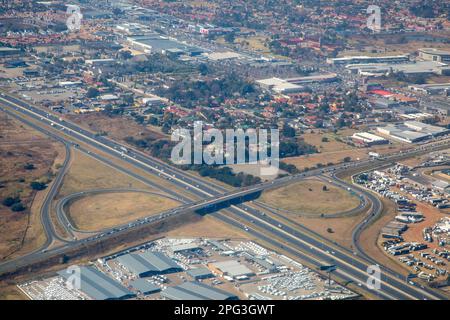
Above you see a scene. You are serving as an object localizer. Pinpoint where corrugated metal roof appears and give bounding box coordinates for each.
[116,251,182,276]
[161,281,237,300]
[187,267,213,278]
[161,286,205,300]
[116,253,157,275]
[141,251,181,271]
[212,260,255,277]
[58,266,134,300]
[129,279,160,294]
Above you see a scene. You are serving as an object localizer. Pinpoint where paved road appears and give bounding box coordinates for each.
[0,93,449,300]
[55,188,181,235]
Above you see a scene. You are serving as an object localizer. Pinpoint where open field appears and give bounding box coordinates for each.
[66,112,167,143]
[57,149,155,197]
[236,36,270,53]
[260,179,360,215]
[166,214,252,239]
[345,34,450,56]
[0,283,27,300]
[67,191,180,232]
[283,130,410,170]
[0,111,64,260]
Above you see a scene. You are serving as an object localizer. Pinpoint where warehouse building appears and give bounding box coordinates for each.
[377,125,430,143]
[284,73,339,84]
[376,121,449,143]
[370,97,399,109]
[115,251,182,277]
[187,267,214,280]
[0,47,21,57]
[161,281,238,300]
[408,83,450,95]
[170,242,201,254]
[127,35,204,56]
[347,61,448,76]
[129,279,161,295]
[418,48,450,63]
[404,121,450,137]
[208,240,231,252]
[327,54,410,66]
[57,266,135,300]
[256,77,305,94]
[351,132,389,146]
[208,260,255,279]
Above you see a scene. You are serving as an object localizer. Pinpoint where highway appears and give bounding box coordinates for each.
[0,92,449,300]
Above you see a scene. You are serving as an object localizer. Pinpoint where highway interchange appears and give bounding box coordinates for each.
[0,91,450,300]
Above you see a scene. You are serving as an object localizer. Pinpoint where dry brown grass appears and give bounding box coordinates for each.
[0,283,26,300]
[284,130,410,170]
[57,149,154,197]
[260,179,360,215]
[66,113,166,143]
[67,191,180,231]
[0,111,63,260]
[166,215,252,239]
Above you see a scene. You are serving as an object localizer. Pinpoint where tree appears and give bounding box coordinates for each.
[343,156,351,163]
[321,137,329,143]
[86,87,100,99]
[24,163,35,170]
[224,32,236,43]
[322,185,328,191]
[11,203,26,212]
[282,124,296,138]
[2,197,20,207]
[30,181,47,191]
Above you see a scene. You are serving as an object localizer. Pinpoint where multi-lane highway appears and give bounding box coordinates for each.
[0,92,449,300]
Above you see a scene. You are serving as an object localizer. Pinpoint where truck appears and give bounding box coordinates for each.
[369,152,380,159]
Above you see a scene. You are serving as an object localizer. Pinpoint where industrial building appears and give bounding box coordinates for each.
[408,83,450,95]
[377,125,430,143]
[327,54,410,66]
[85,58,116,67]
[377,121,449,143]
[208,260,255,279]
[205,51,243,61]
[170,242,201,254]
[418,48,450,63]
[0,47,21,57]
[127,35,204,56]
[161,281,238,300]
[115,251,182,277]
[404,121,449,137]
[284,73,339,84]
[129,279,161,295]
[256,77,305,94]
[399,113,434,121]
[57,266,135,300]
[351,132,389,146]
[346,61,449,76]
[187,267,214,280]
[370,97,400,109]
